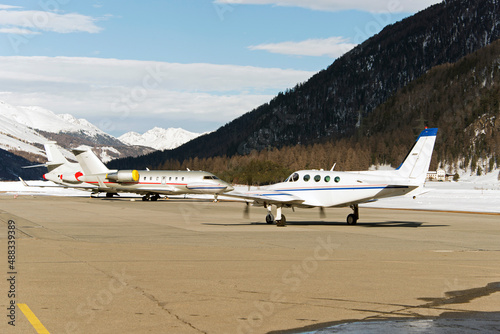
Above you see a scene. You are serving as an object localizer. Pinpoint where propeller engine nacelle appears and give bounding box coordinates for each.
[105,170,139,183]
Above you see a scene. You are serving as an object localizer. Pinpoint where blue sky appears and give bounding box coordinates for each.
[0,0,442,136]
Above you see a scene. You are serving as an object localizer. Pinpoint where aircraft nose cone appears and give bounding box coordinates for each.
[225,184,234,192]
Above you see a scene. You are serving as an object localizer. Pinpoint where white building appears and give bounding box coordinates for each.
[426,169,449,181]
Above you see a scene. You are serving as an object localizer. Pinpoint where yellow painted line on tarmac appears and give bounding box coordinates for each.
[17,303,51,334]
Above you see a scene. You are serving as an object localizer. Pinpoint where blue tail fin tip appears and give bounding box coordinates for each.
[420,128,438,137]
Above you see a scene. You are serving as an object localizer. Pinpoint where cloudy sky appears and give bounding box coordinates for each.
[0,0,442,136]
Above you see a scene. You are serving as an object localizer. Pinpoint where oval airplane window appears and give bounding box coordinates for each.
[292,173,299,182]
[334,176,340,183]
[303,174,310,182]
[314,175,321,182]
[325,176,331,182]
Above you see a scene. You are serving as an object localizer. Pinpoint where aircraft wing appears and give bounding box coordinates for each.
[19,177,97,190]
[223,190,305,205]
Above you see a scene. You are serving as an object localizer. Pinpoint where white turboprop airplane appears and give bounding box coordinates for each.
[72,148,234,201]
[226,128,438,225]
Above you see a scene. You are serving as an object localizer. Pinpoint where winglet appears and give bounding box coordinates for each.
[18,177,29,187]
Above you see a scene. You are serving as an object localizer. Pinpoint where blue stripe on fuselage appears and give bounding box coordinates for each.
[273,185,409,193]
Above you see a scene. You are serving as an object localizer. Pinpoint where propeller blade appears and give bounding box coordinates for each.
[319,207,326,218]
[243,202,250,218]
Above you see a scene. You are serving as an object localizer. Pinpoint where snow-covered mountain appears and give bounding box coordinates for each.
[0,102,106,137]
[0,100,155,178]
[118,127,202,150]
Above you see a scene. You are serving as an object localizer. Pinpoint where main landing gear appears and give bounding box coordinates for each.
[142,194,160,201]
[262,203,359,226]
[347,204,359,225]
[264,204,286,226]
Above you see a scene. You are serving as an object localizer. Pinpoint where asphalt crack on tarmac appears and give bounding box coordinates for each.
[53,246,209,334]
[0,211,78,240]
[130,285,209,334]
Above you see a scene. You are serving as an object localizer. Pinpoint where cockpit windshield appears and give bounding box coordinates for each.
[286,172,299,182]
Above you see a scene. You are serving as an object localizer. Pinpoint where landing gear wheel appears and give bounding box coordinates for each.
[265,213,275,224]
[142,196,149,201]
[347,214,358,225]
[151,195,159,201]
[276,215,286,227]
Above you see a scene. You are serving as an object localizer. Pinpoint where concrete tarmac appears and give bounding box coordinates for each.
[0,195,499,334]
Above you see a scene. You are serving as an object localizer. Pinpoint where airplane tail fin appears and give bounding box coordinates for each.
[72,149,110,175]
[44,142,72,173]
[396,128,438,184]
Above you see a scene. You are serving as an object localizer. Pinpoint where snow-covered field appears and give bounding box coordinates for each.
[362,181,500,213]
[364,171,500,213]
[1,171,499,214]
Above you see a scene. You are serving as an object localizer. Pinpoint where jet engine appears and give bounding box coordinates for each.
[105,170,139,183]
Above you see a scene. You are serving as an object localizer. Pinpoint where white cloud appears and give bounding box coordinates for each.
[0,8,102,34]
[0,5,21,10]
[213,0,443,13]
[0,27,41,35]
[249,37,357,58]
[0,56,314,134]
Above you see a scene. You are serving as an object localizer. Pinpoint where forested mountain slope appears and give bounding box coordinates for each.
[109,0,500,173]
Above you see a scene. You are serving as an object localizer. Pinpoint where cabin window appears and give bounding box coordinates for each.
[143,177,146,181]
[334,176,340,183]
[314,175,321,182]
[175,177,178,181]
[169,177,172,181]
[303,174,310,182]
[156,177,159,181]
[182,177,184,181]
[150,177,152,181]
[324,176,331,182]
[162,176,166,180]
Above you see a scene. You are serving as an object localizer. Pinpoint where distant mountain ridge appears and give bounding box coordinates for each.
[0,100,152,180]
[0,102,107,137]
[118,127,202,151]
[0,99,207,180]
